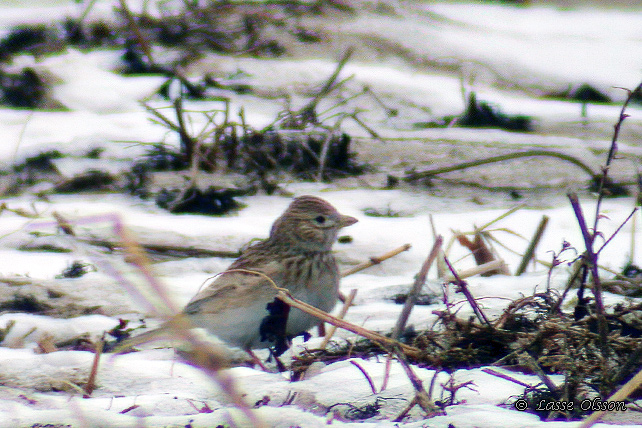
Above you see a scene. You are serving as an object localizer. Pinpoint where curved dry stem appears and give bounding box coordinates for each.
[404,150,596,182]
[226,268,422,357]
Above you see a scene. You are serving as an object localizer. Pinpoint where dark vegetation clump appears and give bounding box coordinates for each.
[0,20,121,108]
[588,175,629,197]
[0,1,346,69]
[0,293,52,313]
[0,4,366,197]
[293,292,642,420]
[456,92,532,131]
[232,130,362,179]
[137,144,189,172]
[155,186,245,215]
[0,25,50,61]
[124,163,150,198]
[417,92,532,132]
[54,170,116,193]
[571,84,611,103]
[113,0,351,74]
[363,207,404,218]
[156,74,252,100]
[135,49,367,192]
[390,293,437,306]
[6,150,63,190]
[621,263,642,279]
[291,339,385,381]
[13,150,62,175]
[56,261,93,279]
[0,68,50,109]
[327,401,382,421]
[0,20,118,61]
[61,18,118,48]
[546,83,612,103]
[337,235,353,244]
[120,42,154,75]
[86,147,104,159]
[105,319,141,347]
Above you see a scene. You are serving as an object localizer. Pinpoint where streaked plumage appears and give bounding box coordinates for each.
[121,195,357,352]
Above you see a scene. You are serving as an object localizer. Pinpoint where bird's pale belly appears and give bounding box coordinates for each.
[284,272,339,338]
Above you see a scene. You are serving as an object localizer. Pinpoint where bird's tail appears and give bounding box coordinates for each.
[112,324,171,353]
[112,314,200,353]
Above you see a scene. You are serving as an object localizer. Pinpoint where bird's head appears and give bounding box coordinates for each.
[269,195,358,251]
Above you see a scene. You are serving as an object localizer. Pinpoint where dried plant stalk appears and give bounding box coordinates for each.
[320,288,357,349]
[443,259,508,282]
[444,256,491,326]
[515,215,549,276]
[341,244,412,277]
[392,236,442,340]
[275,288,421,358]
[83,338,103,397]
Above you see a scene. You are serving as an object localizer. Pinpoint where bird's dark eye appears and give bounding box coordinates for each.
[314,215,326,224]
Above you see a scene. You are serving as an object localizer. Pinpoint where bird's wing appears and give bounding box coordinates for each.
[183,263,282,316]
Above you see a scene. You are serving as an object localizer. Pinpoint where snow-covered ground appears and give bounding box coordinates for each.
[0,1,641,427]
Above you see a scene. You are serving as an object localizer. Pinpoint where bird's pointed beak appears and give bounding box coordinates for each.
[339,214,358,228]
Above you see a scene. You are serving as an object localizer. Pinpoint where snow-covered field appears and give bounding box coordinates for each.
[0,1,641,427]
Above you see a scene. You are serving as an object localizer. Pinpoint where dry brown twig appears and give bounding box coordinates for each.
[320,288,357,349]
[575,82,642,420]
[380,353,393,392]
[404,150,596,183]
[83,337,104,397]
[77,237,241,259]
[0,202,40,219]
[349,360,377,395]
[482,368,533,389]
[378,236,443,399]
[392,236,442,340]
[118,0,155,66]
[53,211,76,236]
[443,255,491,327]
[341,243,412,277]
[515,215,549,276]
[568,193,609,357]
[392,345,441,421]
[519,352,558,395]
[273,284,421,358]
[442,259,507,282]
[455,230,510,276]
[299,48,354,121]
[429,214,447,278]
[215,268,421,357]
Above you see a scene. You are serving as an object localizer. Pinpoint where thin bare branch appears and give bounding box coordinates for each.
[443,256,491,327]
[392,236,443,340]
[341,244,412,277]
[515,215,549,276]
[568,193,608,356]
[320,288,357,349]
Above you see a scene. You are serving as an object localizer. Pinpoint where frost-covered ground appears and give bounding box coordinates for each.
[0,1,641,427]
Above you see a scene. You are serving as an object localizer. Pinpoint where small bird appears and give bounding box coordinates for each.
[118,195,357,356]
